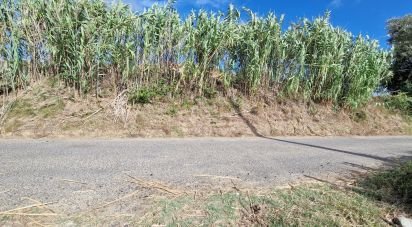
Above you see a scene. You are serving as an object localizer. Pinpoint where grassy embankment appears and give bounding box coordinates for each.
[1,0,410,136]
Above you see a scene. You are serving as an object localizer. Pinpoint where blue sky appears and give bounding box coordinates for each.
[121,0,412,48]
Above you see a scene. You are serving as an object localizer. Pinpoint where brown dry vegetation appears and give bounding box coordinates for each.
[1,160,412,226]
[0,80,409,138]
[0,176,406,226]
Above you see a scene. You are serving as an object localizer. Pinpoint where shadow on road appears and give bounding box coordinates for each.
[229,97,411,164]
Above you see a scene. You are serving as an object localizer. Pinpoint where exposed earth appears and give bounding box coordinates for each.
[0,80,410,139]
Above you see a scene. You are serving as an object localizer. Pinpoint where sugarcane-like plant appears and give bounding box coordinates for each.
[0,0,391,108]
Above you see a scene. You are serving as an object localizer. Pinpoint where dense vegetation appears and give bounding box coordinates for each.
[387,15,412,96]
[1,0,390,107]
[361,160,412,208]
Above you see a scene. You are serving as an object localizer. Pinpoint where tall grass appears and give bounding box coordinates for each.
[0,0,391,107]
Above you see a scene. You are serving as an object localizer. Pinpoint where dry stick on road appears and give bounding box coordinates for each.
[0,202,56,215]
[231,179,241,192]
[59,178,88,185]
[0,203,60,223]
[194,174,242,181]
[93,190,141,210]
[66,191,141,226]
[0,200,59,224]
[22,197,56,214]
[106,214,134,218]
[27,216,48,227]
[95,171,207,211]
[124,173,183,196]
[0,212,60,216]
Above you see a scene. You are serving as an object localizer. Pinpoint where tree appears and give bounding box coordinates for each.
[387,15,412,95]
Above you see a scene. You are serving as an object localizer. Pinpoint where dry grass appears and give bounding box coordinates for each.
[136,184,392,226]
[136,162,411,226]
[1,167,411,226]
[0,197,60,226]
[0,80,409,138]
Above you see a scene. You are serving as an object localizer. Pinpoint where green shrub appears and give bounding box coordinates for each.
[352,110,367,123]
[383,93,412,115]
[361,161,412,208]
[165,105,178,116]
[128,88,155,105]
[203,86,218,99]
[387,15,412,95]
[128,82,175,104]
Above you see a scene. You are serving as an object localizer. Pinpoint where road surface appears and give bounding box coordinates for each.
[0,136,411,212]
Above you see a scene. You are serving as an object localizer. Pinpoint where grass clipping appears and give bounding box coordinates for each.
[134,163,412,226]
[138,183,390,226]
[3,162,411,226]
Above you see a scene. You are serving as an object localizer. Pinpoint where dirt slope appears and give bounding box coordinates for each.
[0,81,409,138]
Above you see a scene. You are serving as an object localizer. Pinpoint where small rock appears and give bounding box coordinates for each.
[394,216,412,227]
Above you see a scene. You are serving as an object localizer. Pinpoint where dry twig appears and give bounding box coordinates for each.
[22,197,56,214]
[82,108,103,124]
[194,174,241,181]
[0,212,60,216]
[59,178,87,185]
[93,190,140,210]
[0,202,55,214]
[125,173,183,196]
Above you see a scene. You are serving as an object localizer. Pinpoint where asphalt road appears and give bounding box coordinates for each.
[0,136,411,212]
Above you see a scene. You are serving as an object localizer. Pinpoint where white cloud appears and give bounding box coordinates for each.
[194,0,228,8]
[121,0,166,11]
[329,0,342,8]
[116,0,234,11]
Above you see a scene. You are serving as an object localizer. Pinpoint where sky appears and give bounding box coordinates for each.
[121,0,412,49]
